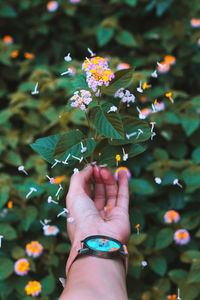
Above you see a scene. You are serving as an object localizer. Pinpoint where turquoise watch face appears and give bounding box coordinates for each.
[86,237,121,252]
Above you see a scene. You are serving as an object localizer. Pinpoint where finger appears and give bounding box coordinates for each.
[116,169,129,211]
[100,168,118,208]
[93,165,106,210]
[68,165,93,198]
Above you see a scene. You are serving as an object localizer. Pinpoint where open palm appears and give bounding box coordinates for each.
[66,166,131,246]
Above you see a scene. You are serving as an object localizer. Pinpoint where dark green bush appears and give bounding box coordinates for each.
[0,0,200,299]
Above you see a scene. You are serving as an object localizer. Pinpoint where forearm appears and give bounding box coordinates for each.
[59,255,128,300]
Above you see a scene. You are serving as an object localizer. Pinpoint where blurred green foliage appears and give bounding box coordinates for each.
[0,0,200,299]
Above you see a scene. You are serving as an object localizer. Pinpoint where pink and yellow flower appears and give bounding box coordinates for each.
[116,63,130,70]
[26,241,43,258]
[114,167,131,181]
[25,281,42,296]
[43,225,59,236]
[174,229,190,245]
[190,18,200,28]
[70,90,92,111]
[14,258,30,276]
[157,61,170,73]
[164,55,176,66]
[3,35,13,44]
[47,1,59,12]
[164,210,180,224]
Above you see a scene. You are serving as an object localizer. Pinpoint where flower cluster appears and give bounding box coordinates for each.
[3,35,13,44]
[82,56,114,92]
[70,90,92,111]
[157,55,176,73]
[43,225,59,236]
[26,241,43,258]
[114,88,135,106]
[174,229,190,245]
[190,18,200,28]
[25,281,42,297]
[116,62,130,70]
[14,258,30,276]
[167,295,177,299]
[164,210,180,224]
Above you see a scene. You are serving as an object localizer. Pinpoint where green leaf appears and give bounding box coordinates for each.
[192,147,200,163]
[41,272,55,295]
[168,269,188,284]
[155,228,173,250]
[182,166,200,192]
[156,0,173,16]
[20,206,38,231]
[30,134,60,163]
[129,178,155,195]
[101,67,134,95]
[125,0,137,7]
[55,243,71,253]
[109,116,151,145]
[0,224,17,240]
[97,28,114,47]
[181,251,200,263]
[11,246,26,259]
[0,4,17,17]
[3,151,23,166]
[180,115,199,136]
[90,103,124,139]
[116,30,138,47]
[54,130,83,156]
[0,109,11,124]
[149,255,167,276]
[0,186,9,209]
[188,269,200,283]
[0,258,13,280]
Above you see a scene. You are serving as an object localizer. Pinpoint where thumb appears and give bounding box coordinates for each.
[68,165,93,196]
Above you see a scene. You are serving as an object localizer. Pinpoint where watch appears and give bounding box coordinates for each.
[66,235,129,276]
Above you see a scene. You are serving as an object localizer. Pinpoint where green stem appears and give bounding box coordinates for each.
[85,111,90,129]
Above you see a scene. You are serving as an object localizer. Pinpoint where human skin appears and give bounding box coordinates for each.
[59,165,131,300]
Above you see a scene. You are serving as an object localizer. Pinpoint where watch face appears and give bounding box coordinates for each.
[86,237,121,252]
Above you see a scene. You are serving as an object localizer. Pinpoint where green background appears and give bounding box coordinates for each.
[0,0,200,299]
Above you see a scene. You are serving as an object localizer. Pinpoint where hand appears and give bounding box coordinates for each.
[66,165,131,246]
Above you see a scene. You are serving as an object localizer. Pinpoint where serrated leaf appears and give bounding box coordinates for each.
[155,228,173,250]
[54,130,83,156]
[41,273,55,295]
[129,178,155,195]
[0,186,9,209]
[181,251,200,263]
[149,255,167,276]
[168,269,187,284]
[20,206,38,231]
[97,28,114,47]
[30,134,60,163]
[101,67,134,95]
[109,116,151,145]
[0,258,13,280]
[0,224,17,240]
[116,30,138,47]
[180,115,199,136]
[90,103,124,139]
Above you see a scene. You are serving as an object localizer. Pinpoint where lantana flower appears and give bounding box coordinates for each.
[14,258,30,276]
[3,35,13,44]
[167,295,177,300]
[157,61,170,73]
[24,52,35,59]
[82,56,114,92]
[164,210,180,224]
[69,0,82,3]
[70,90,92,111]
[114,167,131,181]
[114,88,135,106]
[43,225,59,236]
[25,281,42,297]
[190,18,200,28]
[116,63,130,70]
[11,50,19,58]
[47,1,58,11]
[164,55,176,66]
[26,241,43,258]
[174,229,190,245]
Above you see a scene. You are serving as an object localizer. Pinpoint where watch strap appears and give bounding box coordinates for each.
[66,238,129,277]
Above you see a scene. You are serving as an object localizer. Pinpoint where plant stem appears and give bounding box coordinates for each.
[85,111,90,129]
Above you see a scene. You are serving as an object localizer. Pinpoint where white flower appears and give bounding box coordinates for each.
[155,177,162,184]
[43,225,59,236]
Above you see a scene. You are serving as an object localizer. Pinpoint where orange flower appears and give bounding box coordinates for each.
[165,92,174,103]
[104,205,111,216]
[116,63,130,71]
[157,61,170,73]
[8,201,13,209]
[164,55,176,65]
[139,96,147,102]
[11,50,19,58]
[142,82,151,90]
[54,175,66,184]
[24,52,35,59]
[167,295,177,299]
[3,35,13,44]
[115,154,121,166]
[190,18,200,28]
[135,224,140,234]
